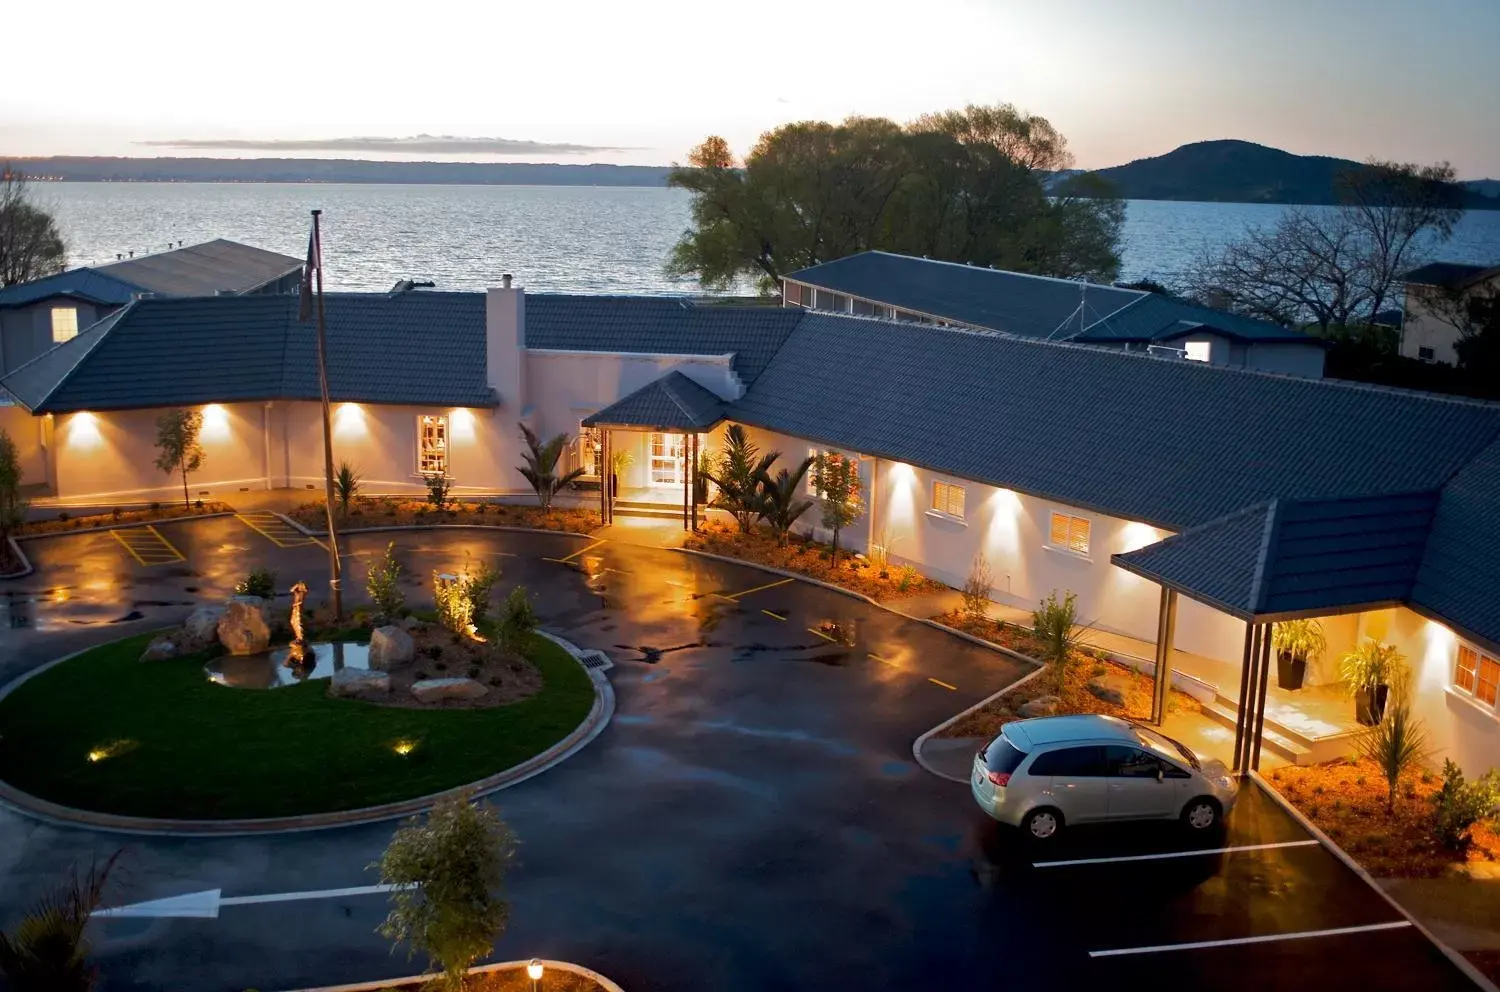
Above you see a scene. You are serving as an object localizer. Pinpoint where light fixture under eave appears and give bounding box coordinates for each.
[200,403,231,440]
[67,411,103,450]
[450,407,477,442]
[334,402,366,439]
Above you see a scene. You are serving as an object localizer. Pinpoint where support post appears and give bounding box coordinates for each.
[600,430,611,524]
[682,433,689,531]
[690,433,699,531]
[310,210,343,621]
[1150,587,1178,725]
[1251,623,1273,772]
[1233,622,1256,773]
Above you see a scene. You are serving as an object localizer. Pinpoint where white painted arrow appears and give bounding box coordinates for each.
[93,883,400,920]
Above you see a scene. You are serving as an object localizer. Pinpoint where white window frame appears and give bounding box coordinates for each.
[1047,510,1092,558]
[417,414,449,476]
[51,306,79,344]
[929,480,966,521]
[1454,641,1500,714]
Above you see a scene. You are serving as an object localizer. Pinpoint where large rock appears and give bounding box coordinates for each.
[1087,673,1130,706]
[140,633,181,662]
[368,625,415,671]
[410,677,488,704]
[1018,694,1060,718]
[217,596,271,656]
[329,667,391,699]
[181,606,226,650]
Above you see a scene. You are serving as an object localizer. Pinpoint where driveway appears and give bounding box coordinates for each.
[0,520,1481,991]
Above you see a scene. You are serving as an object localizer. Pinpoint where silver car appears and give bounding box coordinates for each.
[970,714,1238,840]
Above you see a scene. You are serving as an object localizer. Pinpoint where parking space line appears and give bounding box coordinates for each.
[1034,839,1319,868]
[1088,920,1411,958]
[236,512,327,550]
[111,526,185,566]
[719,577,794,602]
[762,609,786,621]
[807,627,837,642]
[557,540,606,563]
[927,677,957,690]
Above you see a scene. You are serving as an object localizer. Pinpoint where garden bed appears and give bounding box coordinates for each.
[373,966,610,992]
[934,610,1201,739]
[20,500,234,535]
[1266,759,1500,877]
[290,497,600,535]
[684,521,946,600]
[362,621,544,710]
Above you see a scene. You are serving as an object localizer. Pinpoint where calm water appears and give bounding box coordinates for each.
[34,182,1500,293]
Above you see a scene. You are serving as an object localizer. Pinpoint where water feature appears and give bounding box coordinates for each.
[205,642,371,689]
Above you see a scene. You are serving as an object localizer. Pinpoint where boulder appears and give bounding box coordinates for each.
[1017,694,1060,718]
[1086,673,1130,706]
[140,633,181,662]
[400,616,427,633]
[410,677,488,704]
[329,667,391,699]
[181,606,226,650]
[368,625,415,671]
[217,596,271,656]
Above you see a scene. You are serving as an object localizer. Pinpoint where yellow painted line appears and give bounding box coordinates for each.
[236,513,326,550]
[807,627,837,642]
[558,540,606,563]
[867,652,898,667]
[928,677,958,691]
[762,609,786,621]
[710,593,736,602]
[111,526,184,566]
[723,577,794,601]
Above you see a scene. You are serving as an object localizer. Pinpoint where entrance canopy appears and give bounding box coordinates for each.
[582,370,726,432]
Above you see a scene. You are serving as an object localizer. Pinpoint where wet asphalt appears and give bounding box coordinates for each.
[0,518,1481,991]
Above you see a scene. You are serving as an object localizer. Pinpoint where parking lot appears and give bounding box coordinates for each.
[0,517,1481,991]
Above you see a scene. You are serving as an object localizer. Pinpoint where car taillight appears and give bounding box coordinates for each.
[987,770,1011,787]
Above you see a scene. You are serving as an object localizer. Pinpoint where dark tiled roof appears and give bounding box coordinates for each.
[582,371,725,430]
[1113,492,1439,619]
[94,239,303,296]
[0,269,142,308]
[1076,294,1316,345]
[1412,436,1500,652]
[525,295,800,385]
[1402,262,1498,290]
[727,314,1500,531]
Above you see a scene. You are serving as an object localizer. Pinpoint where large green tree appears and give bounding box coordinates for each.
[666,104,1124,292]
[0,168,67,288]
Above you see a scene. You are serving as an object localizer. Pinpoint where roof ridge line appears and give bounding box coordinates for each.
[2,304,130,410]
[1248,498,1281,615]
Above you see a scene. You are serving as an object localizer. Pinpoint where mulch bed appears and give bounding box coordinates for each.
[935,610,1201,739]
[356,621,544,710]
[684,520,947,600]
[1266,759,1500,877]
[376,966,608,992]
[291,497,600,535]
[20,501,234,536]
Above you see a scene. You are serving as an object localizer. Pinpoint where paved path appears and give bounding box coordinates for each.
[0,520,1482,991]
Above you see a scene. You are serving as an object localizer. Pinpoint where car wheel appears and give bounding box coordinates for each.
[1181,797,1221,831]
[1022,807,1064,841]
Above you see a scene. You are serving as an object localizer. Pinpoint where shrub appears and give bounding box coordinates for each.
[895,564,921,591]
[234,568,277,600]
[333,462,362,517]
[1340,639,1409,695]
[425,473,452,511]
[1355,698,1429,811]
[462,559,500,627]
[498,586,538,656]
[366,542,405,619]
[706,425,779,533]
[372,793,518,991]
[1434,759,1500,849]
[960,553,993,622]
[0,429,28,544]
[516,424,586,511]
[1033,590,1085,693]
[0,851,120,992]
[57,512,70,522]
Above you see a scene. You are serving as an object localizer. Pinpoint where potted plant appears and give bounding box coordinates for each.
[693,451,711,506]
[1271,618,1325,691]
[1340,639,1407,726]
[610,448,634,497]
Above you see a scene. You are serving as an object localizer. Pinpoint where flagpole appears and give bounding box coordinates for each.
[310,209,343,620]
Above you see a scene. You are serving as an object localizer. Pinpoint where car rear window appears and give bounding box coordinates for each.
[983,734,1028,774]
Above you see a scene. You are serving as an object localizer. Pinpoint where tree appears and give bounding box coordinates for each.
[811,450,863,567]
[0,851,120,992]
[705,424,778,533]
[1454,291,1500,381]
[753,455,815,544]
[0,428,28,546]
[0,168,67,287]
[153,408,204,508]
[373,794,519,991]
[516,423,585,511]
[908,102,1073,174]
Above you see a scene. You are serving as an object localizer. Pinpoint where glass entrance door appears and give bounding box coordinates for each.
[649,432,685,486]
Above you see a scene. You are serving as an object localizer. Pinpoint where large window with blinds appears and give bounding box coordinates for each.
[1048,511,1092,556]
[1455,643,1500,709]
[930,480,965,519]
[417,414,449,475]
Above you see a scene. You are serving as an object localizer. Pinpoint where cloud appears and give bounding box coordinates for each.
[135,133,629,155]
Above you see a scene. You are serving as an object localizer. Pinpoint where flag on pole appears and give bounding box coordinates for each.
[298,223,321,323]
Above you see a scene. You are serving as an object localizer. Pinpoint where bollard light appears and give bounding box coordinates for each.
[527,959,544,991]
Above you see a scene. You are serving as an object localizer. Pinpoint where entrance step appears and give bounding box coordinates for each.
[611,499,706,520]
[1199,694,1362,766]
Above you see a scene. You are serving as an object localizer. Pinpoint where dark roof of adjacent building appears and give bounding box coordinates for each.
[1411,434,1500,649]
[1402,261,1500,290]
[0,268,143,309]
[582,370,726,430]
[1075,294,1316,345]
[1112,492,1440,620]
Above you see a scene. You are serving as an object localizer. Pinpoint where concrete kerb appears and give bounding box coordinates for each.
[912,663,1050,783]
[17,510,238,540]
[274,513,600,543]
[278,957,626,992]
[0,632,615,838]
[1250,770,1500,992]
[0,535,33,579]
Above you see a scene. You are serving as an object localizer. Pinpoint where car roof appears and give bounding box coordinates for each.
[1005,714,1138,749]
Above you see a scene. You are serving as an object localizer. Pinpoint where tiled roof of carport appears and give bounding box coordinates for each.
[582,370,726,431]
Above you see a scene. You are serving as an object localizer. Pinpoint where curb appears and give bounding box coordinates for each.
[0,535,33,579]
[275,513,600,542]
[0,632,615,838]
[278,957,626,992]
[15,510,238,542]
[911,663,1050,783]
[1250,771,1500,992]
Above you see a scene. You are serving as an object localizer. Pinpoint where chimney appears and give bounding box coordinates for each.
[486,276,525,416]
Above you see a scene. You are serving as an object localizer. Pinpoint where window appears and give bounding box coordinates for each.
[1106,746,1164,778]
[1184,341,1211,362]
[931,480,965,519]
[982,735,1028,776]
[577,423,601,476]
[418,414,449,475]
[1027,746,1106,777]
[1418,346,1436,361]
[51,306,79,343]
[1456,644,1500,707]
[783,282,805,307]
[1048,511,1091,556]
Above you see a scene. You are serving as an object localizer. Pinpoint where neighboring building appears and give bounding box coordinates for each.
[782,250,1328,378]
[1399,261,1500,365]
[3,276,1500,779]
[0,239,302,376]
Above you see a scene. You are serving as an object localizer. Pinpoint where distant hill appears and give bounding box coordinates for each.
[5,156,673,187]
[1090,140,1499,208]
[1470,179,1500,198]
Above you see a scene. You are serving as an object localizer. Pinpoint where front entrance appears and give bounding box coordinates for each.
[649,432,686,486]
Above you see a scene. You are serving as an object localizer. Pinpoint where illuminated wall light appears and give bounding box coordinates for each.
[986,487,1023,559]
[333,402,366,440]
[66,411,103,450]
[200,403,231,441]
[1120,520,1163,554]
[450,407,477,442]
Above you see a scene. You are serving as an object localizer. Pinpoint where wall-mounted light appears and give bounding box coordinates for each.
[334,403,366,440]
[201,404,231,441]
[1120,520,1162,554]
[450,407,477,442]
[66,411,103,450]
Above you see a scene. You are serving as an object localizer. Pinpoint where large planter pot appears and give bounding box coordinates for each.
[1276,649,1308,691]
[1355,684,1390,726]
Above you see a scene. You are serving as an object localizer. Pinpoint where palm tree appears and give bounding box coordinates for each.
[517,424,586,511]
[754,456,815,544]
[704,425,779,533]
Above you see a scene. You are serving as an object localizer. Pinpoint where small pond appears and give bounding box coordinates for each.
[205,642,372,689]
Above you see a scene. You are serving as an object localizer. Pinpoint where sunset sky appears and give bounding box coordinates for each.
[4,0,1498,177]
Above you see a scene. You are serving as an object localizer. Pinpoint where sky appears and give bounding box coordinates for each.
[4,0,1498,177]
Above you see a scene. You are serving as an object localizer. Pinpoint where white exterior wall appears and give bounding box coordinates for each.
[1246,341,1326,378]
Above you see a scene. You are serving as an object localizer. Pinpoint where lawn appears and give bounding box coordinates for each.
[0,632,596,820]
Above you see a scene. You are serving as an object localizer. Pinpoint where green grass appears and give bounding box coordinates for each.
[0,633,595,819]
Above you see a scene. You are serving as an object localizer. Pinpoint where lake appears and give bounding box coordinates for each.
[34,182,1500,294]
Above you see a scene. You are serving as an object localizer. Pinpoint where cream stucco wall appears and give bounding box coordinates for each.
[0,404,47,486]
